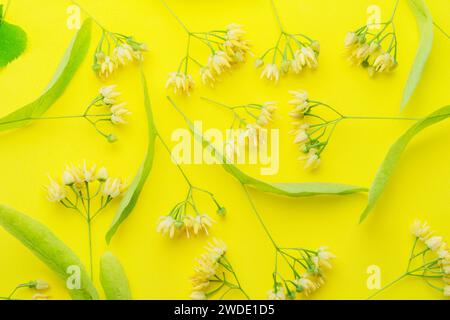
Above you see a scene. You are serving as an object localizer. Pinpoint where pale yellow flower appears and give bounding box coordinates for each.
[113,44,134,66]
[110,103,131,124]
[102,177,123,198]
[444,285,450,297]
[260,63,280,82]
[301,148,321,170]
[208,51,231,75]
[99,85,121,105]
[267,286,286,300]
[425,236,443,252]
[191,291,207,300]
[97,53,116,79]
[166,72,195,95]
[33,280,50,291]
[192,214,214,235]
[294,275,317,296]
[156,216,177,238]
[344,32,358,48]
[373,53,396,73]
[411,219,430,239]
[32,294,49,300]
[47,177,67,202]
[96,167,109,182]
[257,102,277,127]
[200,67,215,86]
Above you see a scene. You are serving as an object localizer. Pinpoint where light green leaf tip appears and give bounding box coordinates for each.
[106,69,157,244]
[401,0,433,111]
[171,100,368,198]
[0,9,27,68]
[360,105,450,223]
[0,18,92,132]
[100,252,132,300]
[0,204,99,300]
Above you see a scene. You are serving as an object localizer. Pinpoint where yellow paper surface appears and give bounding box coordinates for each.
[0,0,449,300]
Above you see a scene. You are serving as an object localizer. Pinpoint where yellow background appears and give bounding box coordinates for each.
[0,0,449,300]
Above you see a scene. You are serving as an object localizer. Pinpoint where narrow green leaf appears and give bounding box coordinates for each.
[106,69,157,244]
[0,20,27,67]
[0,19,92,131]
[401,0,433,110]
[100,252,132,300]
[360,105,450,222]
[0,205,99,300]
[173,102,368,198]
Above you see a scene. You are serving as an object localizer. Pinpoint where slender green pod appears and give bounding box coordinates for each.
[0,19,92,131]
[106,69,158,243]
[360,105,450,222]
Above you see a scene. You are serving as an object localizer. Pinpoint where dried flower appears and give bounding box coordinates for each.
[110,103,131,124]
[345,3,399,76]
[47,177,67,202]
[256,1,319,82]
[93,31,147,79]
[166,72,195,95]
[260,63,280,82]
[267,286,286,300]
[46,162,124,277]
[190,239,248,300]
[99,85,121,105]
[370,219,450,299]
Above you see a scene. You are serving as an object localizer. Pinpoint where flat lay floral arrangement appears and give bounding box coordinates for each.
[0,0,448,300]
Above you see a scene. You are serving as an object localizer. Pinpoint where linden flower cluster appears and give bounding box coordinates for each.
[257,36,320,83]
[202,98,277,159]
[345,20,398,76]
[190,239,249,300]
[74,85,131,143]
[157,186,225,239]
[47,161,126,206]
[2,280,50,300]
[93,30,147,79]
[289,90,332,170]
[370,219,450,299]
[47,161,126,277]
[166,24,250,95]
[268,247,335,300]
[411,220,450,297]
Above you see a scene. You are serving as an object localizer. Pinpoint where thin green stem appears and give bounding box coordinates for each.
[1,0,11,23]
[242,184,278,249]
[85,182,94,280]
[159,0,190,34]
[270,0,285,32]
[367,273,407,300]
[433,22,450,39]
[157,133,192,187]
[407,238,419,272]
[70,0,107,30]
[389,0,400,22]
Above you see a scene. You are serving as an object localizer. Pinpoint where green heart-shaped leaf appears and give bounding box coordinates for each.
[0,19,27,67]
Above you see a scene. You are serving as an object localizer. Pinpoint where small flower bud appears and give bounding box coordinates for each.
[62,170,75,186]
[311,41,320,54]
[254,58,264,69]
[107,134,118,143]
[217,207,227,216]
[31,280,49,291]
[97,167,108,182]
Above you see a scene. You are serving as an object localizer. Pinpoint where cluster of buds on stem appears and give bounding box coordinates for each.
[268,246,335,300]
[166,24,250,95]
[84,85,131,142]
[202,98,277,161]
[157,186,226,239]
[345,20,398,76]
[410,220,450,297]
[257,32,320,83]
[93,30,147,79]
[4,280,50,300]
[289,90,344,170]
[47,161,126,217]
[190,239,249,300]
